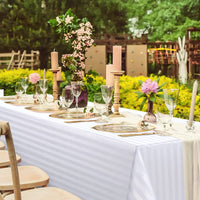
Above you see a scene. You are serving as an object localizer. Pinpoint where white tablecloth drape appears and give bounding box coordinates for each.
[0,100,186,200]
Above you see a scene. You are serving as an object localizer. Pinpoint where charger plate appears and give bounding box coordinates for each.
[49,111,94,120]
[5,101,35,106]
[0,96,16,101]
[25,104,59,113]
[92,123,155,133]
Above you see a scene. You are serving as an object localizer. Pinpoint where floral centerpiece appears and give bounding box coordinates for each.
[29,73,40,101]
[48,9,94,82]
[135,78,165,122]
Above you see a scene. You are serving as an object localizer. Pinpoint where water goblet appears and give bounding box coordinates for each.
[100,85,114,116]
[39,79,48,104]
[61,88,74,118]
[163,88,179,128]
[156,98,172,135]
[15,82,24,103]
[21,77,29,96]
[94,93,107,123]
[71,82,81,112]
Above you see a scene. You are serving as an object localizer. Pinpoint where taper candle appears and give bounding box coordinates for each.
[51,51,58,70]
[113,46,122,71]
[106,64,117,86]
[188,80,198,127]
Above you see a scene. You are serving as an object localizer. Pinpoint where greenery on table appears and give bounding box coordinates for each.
[0,69,200,122]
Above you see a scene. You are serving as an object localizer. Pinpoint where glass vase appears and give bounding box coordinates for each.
[143,100,157,123]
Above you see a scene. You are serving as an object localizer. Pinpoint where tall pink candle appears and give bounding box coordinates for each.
[106,64,117,86]
[113,46,122,71]
[57,67,62,81]
[51,52,58,70]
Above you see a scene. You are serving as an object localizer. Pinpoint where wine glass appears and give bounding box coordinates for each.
[21,77,29,96]
[61,88,74,118]
[100,85,114,116]
[71,82,81,112]
[163,89,179,128]
[156,98,172,135]
[94,93,107,123]
[39,79,48,104]
[15,82,24,103]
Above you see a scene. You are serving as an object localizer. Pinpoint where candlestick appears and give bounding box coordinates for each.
[49,69,59,101]
[113,46,122,71]
[51,51,58,70]
[106,64,117,86]
[57,67,62,81]
[188,80,198,127]
[110,71,124,116]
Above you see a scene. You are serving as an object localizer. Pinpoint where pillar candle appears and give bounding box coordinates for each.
[188,80,198,127]
[51,51,58,70]
[106,64,117,86]
[113,46,122,71]
[57,67,62,81]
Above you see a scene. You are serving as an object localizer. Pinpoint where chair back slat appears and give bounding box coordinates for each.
[0,121,21,200]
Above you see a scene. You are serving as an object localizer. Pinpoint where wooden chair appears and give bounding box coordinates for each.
[0,121,82,200]
[0,125,49,194]
[0,150,21,168]
[0,141,5,150]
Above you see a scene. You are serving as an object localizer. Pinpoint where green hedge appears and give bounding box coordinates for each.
[0,69,199,122]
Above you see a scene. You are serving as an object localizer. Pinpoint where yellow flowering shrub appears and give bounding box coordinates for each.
[119,75,200,122]
[0,69,59,95]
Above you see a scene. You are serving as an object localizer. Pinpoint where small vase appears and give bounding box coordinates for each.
[143,100,156,123]
[33,84,39,104]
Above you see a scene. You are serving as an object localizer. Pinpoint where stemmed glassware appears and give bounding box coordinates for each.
[61,88,74,117]
[71,82,81,112]
[21,77,29,96]
[15,82,24,103]
[39,79,48,104]
[156,98,172,135]
[163,88,179,128]
[100,85,114,116]
[94,93,107,123]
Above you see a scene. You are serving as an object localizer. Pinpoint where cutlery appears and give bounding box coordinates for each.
[118,131,156,137]
[65,119,97,123]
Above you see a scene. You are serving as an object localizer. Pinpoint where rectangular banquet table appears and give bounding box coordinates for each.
[0,100,187,200]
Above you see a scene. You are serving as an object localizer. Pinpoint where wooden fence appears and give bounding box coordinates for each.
[0,50,40,70]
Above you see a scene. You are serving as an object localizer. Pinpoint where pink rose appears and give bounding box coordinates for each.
[29,73,40,84]
[141,79,158,95]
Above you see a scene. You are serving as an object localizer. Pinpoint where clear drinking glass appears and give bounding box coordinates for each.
[15,82,24,103]
[61,88,74,117]
[94,93,107,123]
[163,88,179,128]
[100,85,114,116]
[156,98,172,135]
[71,82,81,112]
[21,77,29,96]
[39,79,48,104]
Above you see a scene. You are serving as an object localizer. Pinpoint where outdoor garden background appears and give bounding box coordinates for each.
[0,0,200,121]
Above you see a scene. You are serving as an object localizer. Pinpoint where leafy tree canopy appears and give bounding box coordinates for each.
[129,0,200,41]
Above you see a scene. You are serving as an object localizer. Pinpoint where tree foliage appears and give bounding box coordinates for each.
[0,0,131,67]
[129,0,200,41]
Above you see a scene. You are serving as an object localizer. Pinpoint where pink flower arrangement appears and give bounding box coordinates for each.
[49,8,94,82]
[29,73,40,84]
[141,79,159,95]
[135,78,165,110]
